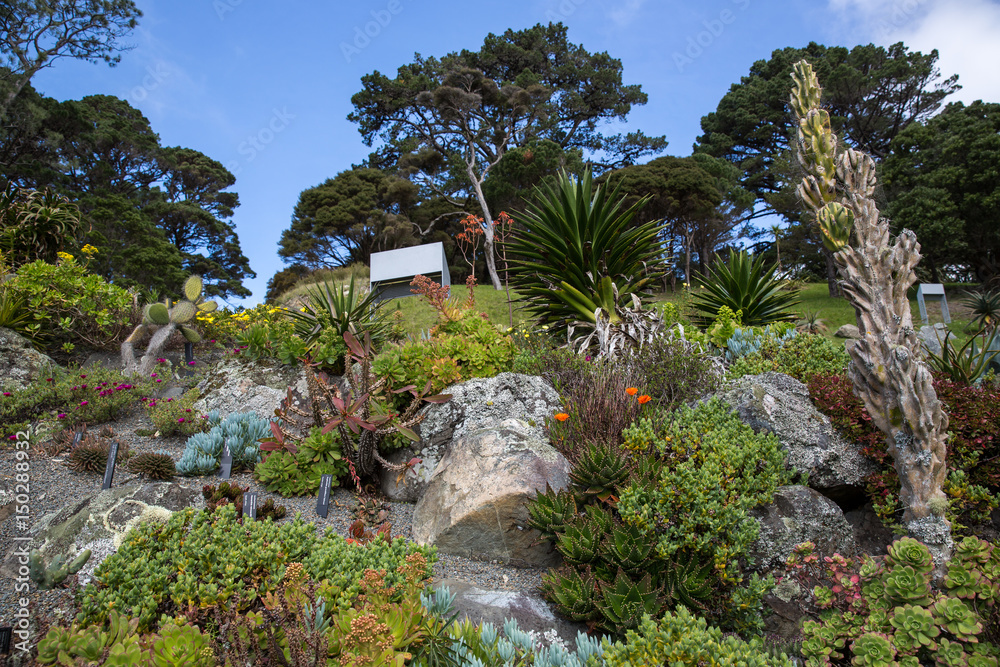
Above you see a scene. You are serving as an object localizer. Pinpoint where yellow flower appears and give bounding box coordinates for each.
[80,244,98,256]
[57,251,74,262]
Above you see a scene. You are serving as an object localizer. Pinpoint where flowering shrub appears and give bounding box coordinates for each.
[144,388,208,438]
[808,373,1000,533]
[195,303,291,348]
[6,257,136,354]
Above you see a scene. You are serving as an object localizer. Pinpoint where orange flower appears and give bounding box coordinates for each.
[625,387,638,396]
[637,395,651,404]
[553,412,570,422]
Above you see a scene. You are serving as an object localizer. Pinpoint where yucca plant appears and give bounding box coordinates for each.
[283,274,390,346]
[961,288,1000,336]
[689,249,800,327]
[506,169,667,341]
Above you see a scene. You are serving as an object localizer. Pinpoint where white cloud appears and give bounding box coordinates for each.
[608,0,647,26]
[829,0,1000,105]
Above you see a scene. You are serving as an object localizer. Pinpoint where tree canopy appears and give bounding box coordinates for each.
[882,100,1000,284]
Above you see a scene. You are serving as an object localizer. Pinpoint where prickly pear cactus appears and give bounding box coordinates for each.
[28,548,91,589]
[790,60,953,568]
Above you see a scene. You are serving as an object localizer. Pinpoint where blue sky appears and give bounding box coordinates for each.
[28,0,1000,306]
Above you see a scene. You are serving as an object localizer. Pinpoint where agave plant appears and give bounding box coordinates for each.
[688,249,800,327]
[924,330,1000,386]
[283,274,390,346]
[506,169,667,341]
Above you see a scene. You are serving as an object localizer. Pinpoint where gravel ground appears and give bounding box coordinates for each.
[0,385,547,652]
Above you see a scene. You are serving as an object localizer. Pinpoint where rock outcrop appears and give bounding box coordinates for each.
[0,327,58,391]
[834,324,860,339]
[194,356,310,420]
[411,419,570,567]
[379,373,562,502]
[715,372,877,505]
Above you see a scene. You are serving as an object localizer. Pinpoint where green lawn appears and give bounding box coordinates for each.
[281,276,980,343]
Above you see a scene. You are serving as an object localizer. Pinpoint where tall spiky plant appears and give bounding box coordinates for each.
[790,60,953,567]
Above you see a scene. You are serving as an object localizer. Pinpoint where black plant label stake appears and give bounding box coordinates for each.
[220,443,233,480]
[244,491,257,521]
[0,626,11,654]
[71,429,83,448]
[101,441,119,490]
[316,474,333,518]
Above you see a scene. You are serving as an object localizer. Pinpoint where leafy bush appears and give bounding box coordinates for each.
[0,185,83,267]
[6,257,136,353]
[373,309,515,412]
[76,504,435,632]
[506,168,666,340]
[254,426,349,496]
[788,536,1000,667]
[623,332,722,410]
[283,273,391,349]
[143,388,207,438]
[809,373,1000,533]
[689,249,800,327]
[728,332,849,381]
[601,607,794,667]
[0,367,150,440]
[175,411,269,476]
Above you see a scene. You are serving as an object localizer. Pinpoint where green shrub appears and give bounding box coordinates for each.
[373,310,515,411]
[601,607,794,667]
[0,366,150,440]
[144,388,207,438]
[689,249,800,327]
[789,536,1000,667]
[76,504,435,632]
[7,257,136,354]
[728,332,849,381]
[254,426,349,496]
[623,332,722,411]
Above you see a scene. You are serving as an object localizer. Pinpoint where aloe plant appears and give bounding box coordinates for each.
[925,330,1000,386]
[595,570,664,634]
[688,249,800,327]
[540,568,600,623]
[526,486,578,541]
[556,522,601,567]
[568,441,629,504]
[506,168,667,341]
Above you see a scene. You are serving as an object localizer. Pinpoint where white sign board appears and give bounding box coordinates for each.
[370,242,451,303]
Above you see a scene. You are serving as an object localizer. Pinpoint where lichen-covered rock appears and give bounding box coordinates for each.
[411,419,571,567]
[0,483,203,587]
[834,324,860,339]
[0,327,58,391]
[747,485,855,573]
[714,372,876,505]
[379,373,562,502]
[194,356,310,420]
[433,578,587,648]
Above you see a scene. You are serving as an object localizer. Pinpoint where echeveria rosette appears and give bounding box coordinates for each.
[802,619,847,665]
[887,538,935,576]
[890,605,939,654]
[966,644,1000,667]
[931,597,983,642]
[885,566,934,607]
[851,632,897,667]
[944,563,985,601]
[864,609,893,634]
[935,638,969,667]
[955,537,993,568]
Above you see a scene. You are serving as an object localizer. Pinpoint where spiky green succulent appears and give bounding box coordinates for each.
[887,538,935,576]
[601,521,656,575]
[661,549,714,614]
[890,604,939,654]
[885,566,934,607]
[850,633,896,667]
[595,570,663,635]
[526,486,578,541]
[931,597,983,641]
[540,567,600,623]
[556,522,600,567]
[128,452,176,480]
[67,443,110,473]
[569,441,630,504]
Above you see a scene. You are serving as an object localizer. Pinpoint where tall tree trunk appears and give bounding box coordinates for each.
[822,246,841,297]
[467,162,503,290]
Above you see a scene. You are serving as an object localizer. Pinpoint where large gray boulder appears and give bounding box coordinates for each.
[715,372,876,505]
[194,356,310,420]
[434,578,588,649]
[917,323,950,358]
[0,327,58,391]
[411,419,571,567]
[834,324,860,339]
[747,485,855,573]
[379,373,562,502]
[1,483,203,587]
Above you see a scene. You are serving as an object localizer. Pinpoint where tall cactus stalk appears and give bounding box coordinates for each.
[790,60,953,567]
